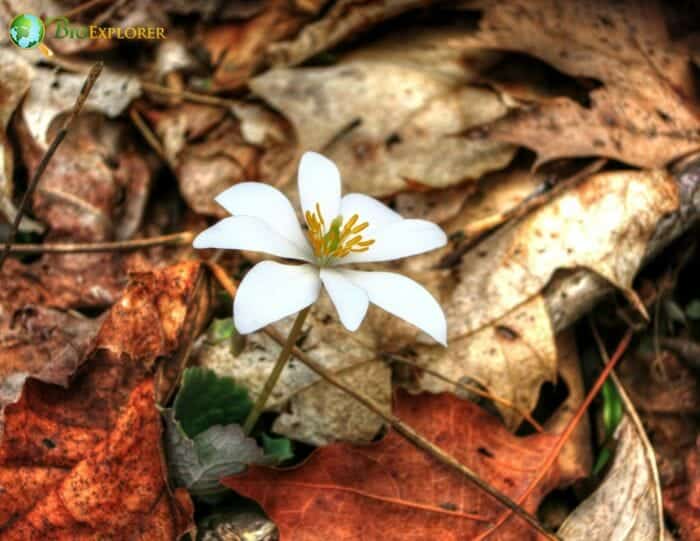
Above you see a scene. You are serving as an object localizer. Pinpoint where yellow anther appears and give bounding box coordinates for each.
[351,222,369,234]
[304,202,374,263]
[315,203,325,228]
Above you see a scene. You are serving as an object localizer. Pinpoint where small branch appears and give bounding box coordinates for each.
[3,232,194,254]
[388,355,544,432]
[205,264,555,538]
[474,329,634,541]
[0,62,103,271]
[130,106,168,162]
[140,81,239,109]
[203,261,238,297]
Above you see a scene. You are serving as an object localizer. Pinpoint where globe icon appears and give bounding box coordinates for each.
[9,14,45,49]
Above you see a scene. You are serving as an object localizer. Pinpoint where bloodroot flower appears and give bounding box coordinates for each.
[194,151,447,346]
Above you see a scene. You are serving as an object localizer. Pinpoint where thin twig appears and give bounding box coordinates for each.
[61,0,111,19]
[388,355,544,432]
[130,106,168,162]
[204,261,238,297]
[205,265,555,539]
[474,329,634,541]
[140,81,239,109]
[3,231,194,254]
[0,63,103,271]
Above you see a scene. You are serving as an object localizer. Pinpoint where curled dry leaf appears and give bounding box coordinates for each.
[543,332,592,485]
[1,380,193,540]
[198,295,390,445]
[266,0,438,67]
[200,0,306,91]
[149,102,293,217]
[0,49,42,232]
[223,390,562,541]
[464,0,700,168]
[558,417,663,540]
[16,111,152,241]
[251,26,514,197]
[0,262,206,529]
[0,306,102,439]
[408,169,678,428]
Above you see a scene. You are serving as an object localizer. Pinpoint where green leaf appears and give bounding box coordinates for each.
[686,299,700,320]
[162,410,271,502]
[174,367,252,438]
[262,433,294,464]
[601,378,623,439]
[207,318,235,344]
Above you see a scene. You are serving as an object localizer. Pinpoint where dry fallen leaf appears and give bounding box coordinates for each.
[198,295,390,445]
[407,169,678,428]
[558,416,664,540]
[0,306,102,438]
[266,0,439,67]
[0,49,42,233]
[464,0,700,168]
[0,262,206,528]
[223,390,562,540]
[251,26,514,197]
[1,379,193,540]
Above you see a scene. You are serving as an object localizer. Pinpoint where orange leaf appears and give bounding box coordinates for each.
[2,380,192,540]
[0,262,205,538]
[223,391,562,540]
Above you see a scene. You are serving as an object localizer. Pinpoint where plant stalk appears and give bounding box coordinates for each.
[242,306,311,434]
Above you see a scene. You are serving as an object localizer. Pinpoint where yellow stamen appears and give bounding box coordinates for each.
[304,203,375,263]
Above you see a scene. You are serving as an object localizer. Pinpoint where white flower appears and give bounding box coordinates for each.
[193,152,448,345]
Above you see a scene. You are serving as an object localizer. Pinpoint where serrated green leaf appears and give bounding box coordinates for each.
[686,299,700,320]
[262,433,294,464]
[162,410,271,501]
[207,317,235,344]
[174,367,252,438]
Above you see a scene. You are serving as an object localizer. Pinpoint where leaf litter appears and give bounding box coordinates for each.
[2,0,700,539]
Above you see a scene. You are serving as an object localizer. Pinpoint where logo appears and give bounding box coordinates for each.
[9,14,45,50]
[8,13,166,56]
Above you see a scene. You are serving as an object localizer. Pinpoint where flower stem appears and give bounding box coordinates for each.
[242,306,311,435]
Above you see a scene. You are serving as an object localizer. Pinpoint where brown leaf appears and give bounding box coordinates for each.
[201,1,306,91]
[252,26,513,197]
[0,306,102,438]
[0,262,206,530]
[465,0,700,168]
[664,437,700,541]
[1,379,193,540]
[223,391,561,540]
[266,0,439,67]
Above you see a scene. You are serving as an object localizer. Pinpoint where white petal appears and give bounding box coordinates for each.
[340,219,447,264]
[298,152,341,231]
[234,261,321,334]
[320,268,369,332]
[340,193,402,236]
[339,269,447,346]
[214,182,309,249]
[193,216,313,261]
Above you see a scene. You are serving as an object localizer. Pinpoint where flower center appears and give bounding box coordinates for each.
[305,203,375,264]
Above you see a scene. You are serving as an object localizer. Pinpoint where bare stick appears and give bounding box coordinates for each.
[3,231,194,254]
[130,107,168,162]
[140,81,239,109]
[0,63,104,271]
[474,330,634,541]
